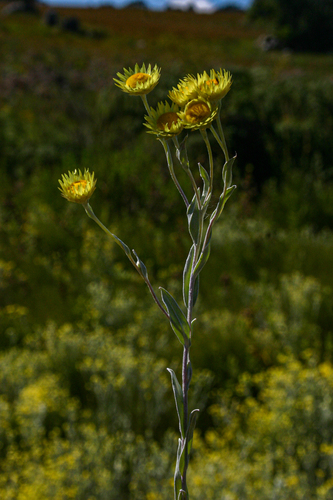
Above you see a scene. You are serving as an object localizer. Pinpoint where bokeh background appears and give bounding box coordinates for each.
[1,0,333,498]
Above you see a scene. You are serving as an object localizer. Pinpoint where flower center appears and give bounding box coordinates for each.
[199,78,219,93]
[70,180,87,194]
[185,102,211,124]
[126,72,151,88]
[205,78,218,87]
[157,112,179,130]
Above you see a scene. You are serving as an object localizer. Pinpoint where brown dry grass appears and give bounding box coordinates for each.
[1,3,333,77]
[50,6,262,40]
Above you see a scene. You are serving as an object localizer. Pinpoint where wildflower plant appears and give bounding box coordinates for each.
[58,63,236,500]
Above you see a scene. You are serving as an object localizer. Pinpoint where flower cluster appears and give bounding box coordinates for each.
[114,63,232,137]
[58,65,232,205]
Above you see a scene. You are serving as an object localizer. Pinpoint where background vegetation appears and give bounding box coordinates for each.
[249,0,333,52]
[1,4,333,498]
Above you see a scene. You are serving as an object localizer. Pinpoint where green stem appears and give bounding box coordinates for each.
[213,108,229,162]
[181,343,189,495]
[172,137,201,211]
[180,200,206,499]
[141,94,151,116]
[161,139,189,208]
[188,169,202,211]
[83,202,170,321]
[198,168,228,271]
[200,128,214,196]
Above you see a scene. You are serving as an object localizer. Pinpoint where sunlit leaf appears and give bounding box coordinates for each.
[160,288,190,345]
[167,368,185,437]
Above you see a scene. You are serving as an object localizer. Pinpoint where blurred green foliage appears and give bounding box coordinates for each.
[1,8,333,499]
[248,0,333,52]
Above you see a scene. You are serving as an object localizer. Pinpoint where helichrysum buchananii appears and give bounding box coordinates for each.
[177,98,219,130]
[58,169,96,204]
[59,64,236,500]
[168,77,199,107]
[187,69,232,102]
[144,101,184,138]
[114,63,161,96]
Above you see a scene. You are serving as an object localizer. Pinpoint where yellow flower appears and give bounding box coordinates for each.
[114,63,161,96]
[168,77,199,106]
[178,98,218,130]
[188,69,232,102]
[58,169,96,204]
[144,101,184,138]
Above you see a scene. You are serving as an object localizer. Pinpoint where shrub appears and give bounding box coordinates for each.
[190,354,333,499]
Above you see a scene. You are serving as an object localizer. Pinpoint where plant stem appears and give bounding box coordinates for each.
[161,139,189,208]
[213,109,230,162]
[181,343,189,493]
[141,94,151,116]
[200,128,214,195]
[172,136,201,210]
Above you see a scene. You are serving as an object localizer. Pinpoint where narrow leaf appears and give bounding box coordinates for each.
[193,275,200,308]
[112,233,131,258]
[213,185,237,223]
[219,185,236,217]
[183,245,195,308]
[187,409,200,455]
[186,360,192,391]
[176,135,190,170]
[160,288,190,345]
[178,490,187,500]
[178,438,186,476]
[176,438,183,467]
[174,469,182,500]
[175,437,186,479]
[183,246,200,309]
[193,232,212,277]
[167,368,185,437]
[132,249,148,280]
[187,194,200,245]
[198,163,210,202]
[222,154,236,189]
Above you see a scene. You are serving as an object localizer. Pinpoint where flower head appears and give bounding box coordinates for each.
[178,98,218,130]
[144,101,184,138]
[188,69,232,102]
[58,169,96,204]
[168,77,199,107]
[114,63,161,96]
